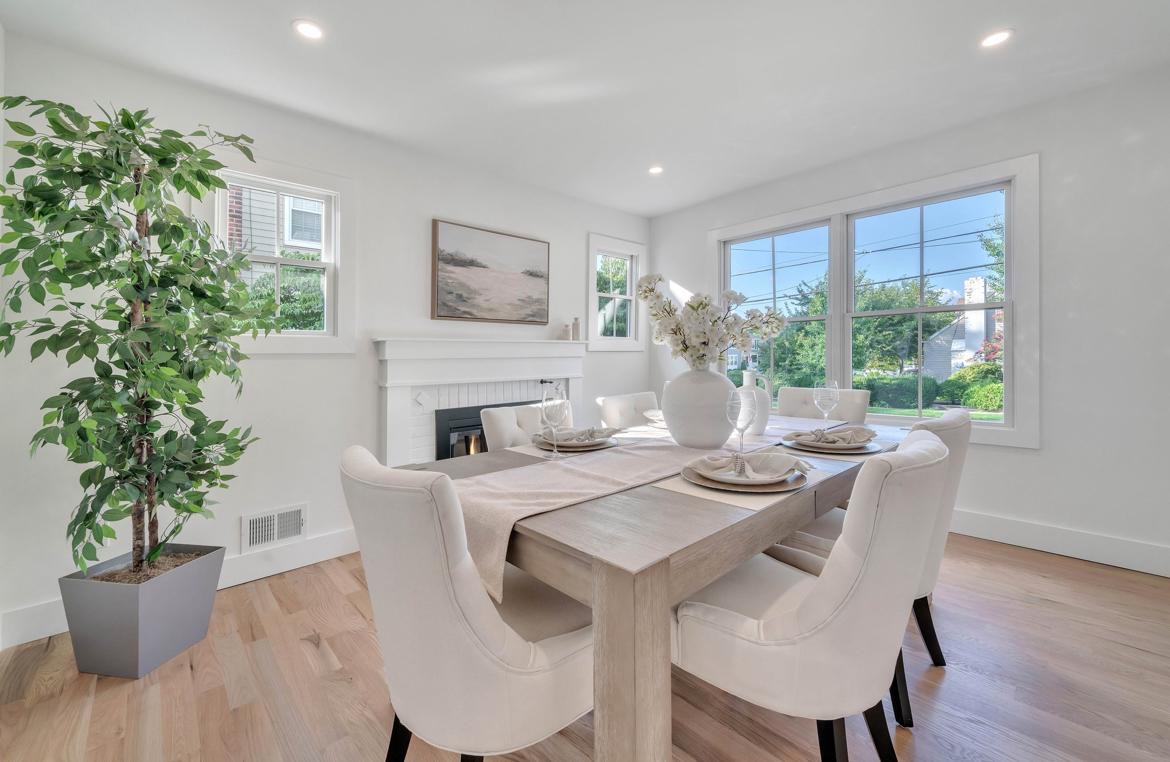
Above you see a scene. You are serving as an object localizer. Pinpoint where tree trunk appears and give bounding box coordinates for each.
[130,166,153,570]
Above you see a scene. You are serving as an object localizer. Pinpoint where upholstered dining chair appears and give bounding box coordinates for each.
[480,401,573,451]
[770,409,972,727]
[596,390,659,428]
[339,446,594,761]
[673,431,949,762]
[777,386,871,423]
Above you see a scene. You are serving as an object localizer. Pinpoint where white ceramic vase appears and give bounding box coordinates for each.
[741,369,773,435]
[661,367,735,449]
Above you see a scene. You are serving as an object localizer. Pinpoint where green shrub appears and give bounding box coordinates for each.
[950,361,1002,386]
[938,377,967,404]
[963,382,1004,411]
[852,375,937,409]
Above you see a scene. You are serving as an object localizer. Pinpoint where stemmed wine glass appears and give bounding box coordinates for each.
[726,389,758,474]
[540,382,568,459]
[813,380,840,422]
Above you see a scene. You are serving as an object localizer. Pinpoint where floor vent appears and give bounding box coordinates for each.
[241,504,307,552]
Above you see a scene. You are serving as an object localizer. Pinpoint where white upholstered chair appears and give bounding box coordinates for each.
[595,390,659,428]
[339,446,593,761]
[769,409,972,727]
[480,401,573,451]
[777,386,871,423]
[673,431,949,761]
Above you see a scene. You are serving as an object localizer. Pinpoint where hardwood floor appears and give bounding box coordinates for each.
[2,534,1168,761]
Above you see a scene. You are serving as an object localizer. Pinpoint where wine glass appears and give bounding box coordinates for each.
[540,383,568,459]
[813,380,840,422]
[726,389,758,472]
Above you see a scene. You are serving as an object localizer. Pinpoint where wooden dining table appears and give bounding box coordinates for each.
[408,416,907,762]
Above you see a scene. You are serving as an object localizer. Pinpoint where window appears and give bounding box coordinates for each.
[727,223,829,403]
[715,155,1039,447]
[218,171,336,334]
[850,188,1006,422]
[587,234,645,351]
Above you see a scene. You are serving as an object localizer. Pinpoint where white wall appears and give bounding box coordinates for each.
[650,65,1170,577]
[0,34,649,647]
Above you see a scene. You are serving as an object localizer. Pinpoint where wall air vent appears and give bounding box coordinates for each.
[241,504,306,552]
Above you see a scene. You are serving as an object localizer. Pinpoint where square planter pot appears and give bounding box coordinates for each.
[58,543,225,679]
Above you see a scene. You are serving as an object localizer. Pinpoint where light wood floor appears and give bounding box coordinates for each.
[2,534,1168,761]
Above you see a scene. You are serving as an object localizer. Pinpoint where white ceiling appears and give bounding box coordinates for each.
[2,1,1169,217]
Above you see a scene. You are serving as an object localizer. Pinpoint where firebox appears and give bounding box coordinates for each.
[434,400,538,460]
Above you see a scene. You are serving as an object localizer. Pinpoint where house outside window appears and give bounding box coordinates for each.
[218,171,337,334]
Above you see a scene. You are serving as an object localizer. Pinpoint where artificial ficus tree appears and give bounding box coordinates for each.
[0,97,275,572]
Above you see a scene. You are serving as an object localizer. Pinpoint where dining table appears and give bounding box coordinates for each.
[406,414,907,762]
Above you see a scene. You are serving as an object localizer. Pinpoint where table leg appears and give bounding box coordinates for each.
[592,558,672,762]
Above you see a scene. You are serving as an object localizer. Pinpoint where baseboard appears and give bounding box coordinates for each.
[951,507,1170,578]
[0,527,358,651]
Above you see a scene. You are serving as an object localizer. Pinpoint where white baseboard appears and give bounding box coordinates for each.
[0,527,358,651]
[951,507,1170,578]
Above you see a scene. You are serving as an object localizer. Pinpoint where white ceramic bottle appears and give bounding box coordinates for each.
[741,369,773,435]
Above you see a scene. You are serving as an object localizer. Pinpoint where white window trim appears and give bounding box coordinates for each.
[587,233,645,352]
[194,159,356,355]
[287,195,329,249]
[709,155,1040,449]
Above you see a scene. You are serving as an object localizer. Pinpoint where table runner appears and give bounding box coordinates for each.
[458,439,718,601]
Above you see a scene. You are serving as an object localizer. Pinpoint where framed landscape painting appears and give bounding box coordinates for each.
[431,219,550,324]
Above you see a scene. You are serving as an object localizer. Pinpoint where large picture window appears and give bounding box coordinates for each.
[717,155,1038,447]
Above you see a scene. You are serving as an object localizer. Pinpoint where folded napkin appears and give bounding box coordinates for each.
[535,425,624,444]
[783,425,877,445]
[691,449,811,481]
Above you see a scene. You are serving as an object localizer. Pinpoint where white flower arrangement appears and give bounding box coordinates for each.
[636,274,786,371]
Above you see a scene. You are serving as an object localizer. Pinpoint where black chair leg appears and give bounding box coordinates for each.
[386,715,412,762]
[862,701,898,762]
[913,596,946,666]
[816,717,849,762]
[460,757,483,762]
[889,649,914,727]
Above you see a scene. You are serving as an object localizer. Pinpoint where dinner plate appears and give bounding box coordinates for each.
[643,409,665,423]
[696,464,798,486]
[681,466,808,493]
[781,440,883,455]
[534,438,617,452]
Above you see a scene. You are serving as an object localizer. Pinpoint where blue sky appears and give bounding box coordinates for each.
[729,189,1004,316]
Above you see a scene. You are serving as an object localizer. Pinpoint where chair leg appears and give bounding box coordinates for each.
[913,596,946,666]
[862,701,898,762]
[888,649,914,727]
[386,715,412,762]
[460,757,483,762]
[816,717,849,762]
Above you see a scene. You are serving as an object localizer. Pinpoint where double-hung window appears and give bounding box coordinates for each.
[717,156,1039,447]
[218,171,337,334]
[587,233,644,350]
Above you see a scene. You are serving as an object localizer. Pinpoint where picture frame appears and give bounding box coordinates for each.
[431,219,550,325]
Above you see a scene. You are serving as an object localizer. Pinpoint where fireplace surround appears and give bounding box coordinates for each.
[434,400,538,460]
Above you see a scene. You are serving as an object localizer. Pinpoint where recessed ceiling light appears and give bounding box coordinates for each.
[980,29,1013,48]
[293,19,324,40]
[648,165,664,175]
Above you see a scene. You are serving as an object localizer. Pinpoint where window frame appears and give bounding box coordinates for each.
[587,233,645,352]
[711,155,1039,448]
[200,162,355,355]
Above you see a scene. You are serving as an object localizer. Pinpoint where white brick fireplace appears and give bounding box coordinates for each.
[374,337,587,465]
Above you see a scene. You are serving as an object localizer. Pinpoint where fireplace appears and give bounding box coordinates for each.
[434,400,538,460]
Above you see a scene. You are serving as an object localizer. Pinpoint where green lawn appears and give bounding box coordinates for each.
[867,406,1004,423]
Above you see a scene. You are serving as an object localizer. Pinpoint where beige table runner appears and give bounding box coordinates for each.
[457,440,714,601]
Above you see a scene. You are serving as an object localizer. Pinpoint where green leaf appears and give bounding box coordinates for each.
[5,120,36,136]
[82,542,98,562]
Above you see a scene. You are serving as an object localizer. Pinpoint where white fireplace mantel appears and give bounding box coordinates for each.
[373,337,587,465]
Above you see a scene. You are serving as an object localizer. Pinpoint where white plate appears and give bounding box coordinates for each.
[782,440,883,455]
[534,438,617,452]
[643,409,665,423]
[681,467,808,493]
[696,464,799,486]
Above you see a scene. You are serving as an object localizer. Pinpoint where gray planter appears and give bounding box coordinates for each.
[58,543,225,678]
